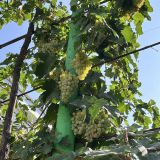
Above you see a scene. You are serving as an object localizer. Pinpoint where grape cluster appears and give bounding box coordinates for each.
[73,51,92,80]
[71,109,86,135]
[84,110,108,142]
[84,119,107,142]
[59,71,79,103]
[37,39,60,54]
[71,109,109,142]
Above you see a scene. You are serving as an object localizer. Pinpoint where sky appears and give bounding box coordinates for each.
[0,0,160,107]
[137,0,160,106]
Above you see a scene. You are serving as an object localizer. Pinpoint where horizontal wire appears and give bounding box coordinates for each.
[0,86,41,106]
[93,41,160,67]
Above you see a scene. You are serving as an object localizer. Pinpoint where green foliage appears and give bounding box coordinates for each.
[10,125,55,160]
[0,0,160,159]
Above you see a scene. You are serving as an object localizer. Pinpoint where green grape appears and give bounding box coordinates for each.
[59,71,79,103]
[73,51,92,80]
[71,108,113,142]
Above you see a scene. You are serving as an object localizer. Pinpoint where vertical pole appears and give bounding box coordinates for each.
[55,6,81,156]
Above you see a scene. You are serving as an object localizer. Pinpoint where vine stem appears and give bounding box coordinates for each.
[0,10,38,159]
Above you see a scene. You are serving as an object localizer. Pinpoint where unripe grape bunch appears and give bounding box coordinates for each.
[59,71,79,103]
[73,51,92,80]
[71,109,110,142]
[37,39,59,53]
[71,109,86,135]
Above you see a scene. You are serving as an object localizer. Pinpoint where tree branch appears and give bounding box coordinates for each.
[0,21,35,160]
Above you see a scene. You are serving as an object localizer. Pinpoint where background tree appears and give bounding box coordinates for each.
[0,0,160,160]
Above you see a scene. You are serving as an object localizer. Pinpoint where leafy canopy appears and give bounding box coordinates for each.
[0,0,160,160]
